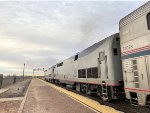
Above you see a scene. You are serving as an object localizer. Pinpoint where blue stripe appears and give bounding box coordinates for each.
[122,49,150,59]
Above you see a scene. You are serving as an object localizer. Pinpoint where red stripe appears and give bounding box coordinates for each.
[124,46,150,54]
[59,79,120,87]
[122,47,150,56]
[77,81,119,86]
[125,87,150,92]
[122,45,150,56]
[122,45,150,55]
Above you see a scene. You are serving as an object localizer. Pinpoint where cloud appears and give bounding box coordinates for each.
[0,1,147,75]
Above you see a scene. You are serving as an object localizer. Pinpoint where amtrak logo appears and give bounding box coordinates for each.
[122,45,133,51]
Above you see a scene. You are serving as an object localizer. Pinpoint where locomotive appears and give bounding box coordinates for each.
[44,1,150,106]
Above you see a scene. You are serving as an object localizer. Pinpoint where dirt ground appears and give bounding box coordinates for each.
[0,79,31,98]
[0,79,31,113]
[0,100,21,113]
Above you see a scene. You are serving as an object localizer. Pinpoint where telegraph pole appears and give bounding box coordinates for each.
[23,63,25,80]
[33,69,35,77]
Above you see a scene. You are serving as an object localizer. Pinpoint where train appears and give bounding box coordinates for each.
[44,1,150,106]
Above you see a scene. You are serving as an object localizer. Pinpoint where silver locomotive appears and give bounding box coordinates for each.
[44,1,150,106]
[45,33,123,101]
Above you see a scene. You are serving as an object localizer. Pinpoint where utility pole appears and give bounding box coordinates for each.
[33,69,35,77]
[23,63,25,80]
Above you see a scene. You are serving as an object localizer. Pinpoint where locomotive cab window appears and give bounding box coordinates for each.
[147,13,150,30]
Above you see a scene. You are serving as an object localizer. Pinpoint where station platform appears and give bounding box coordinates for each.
[20,78,122,113]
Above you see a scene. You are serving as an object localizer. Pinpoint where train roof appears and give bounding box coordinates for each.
[75,33,119,59]
[78,39,106,58]
[50,33,118,67]
[119,1,150,27]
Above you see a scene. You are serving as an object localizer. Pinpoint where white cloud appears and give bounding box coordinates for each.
[0,1,148,75]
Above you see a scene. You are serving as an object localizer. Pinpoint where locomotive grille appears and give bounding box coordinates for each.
[87,67,98,78]
[132,59,139,88]
[132,60,137,65]
[123,59,139,88]
[133,65,138,70]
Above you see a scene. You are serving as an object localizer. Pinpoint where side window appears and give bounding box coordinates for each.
[113,48,118,55]
[147,13,150,30]
[87,67,98,78]
[74,54,78,61]
[116,37,119,42]
[52,68,54,73]
[82,69,86,77]
[57,62,63,67]
[78,70,82,77]
[78,69,86,78]
[87,68,92,78]
[92,67,98,78]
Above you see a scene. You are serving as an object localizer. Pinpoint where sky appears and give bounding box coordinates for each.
[0,0,148,76]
